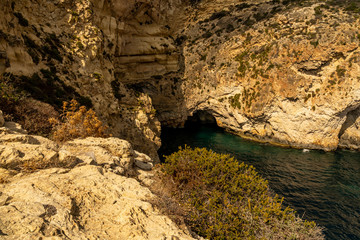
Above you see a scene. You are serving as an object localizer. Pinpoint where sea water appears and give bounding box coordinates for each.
[158,123,360,239]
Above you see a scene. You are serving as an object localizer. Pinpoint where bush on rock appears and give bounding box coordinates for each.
[49,99,108,142]
[155,147,324,240]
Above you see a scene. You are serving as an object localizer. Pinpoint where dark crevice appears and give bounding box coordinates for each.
[116,53,175,58]
[70,198,84,230]
[286,97,299,102]
[298,60,331,76]
[298,68,321,76]
[332,52,345,61]
[0,229,7,236]
[186,110,217,126]
[338,106,360,139]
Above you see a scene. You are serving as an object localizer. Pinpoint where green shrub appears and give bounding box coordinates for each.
[76,41,85,50]
[310,40,319,48]
[156,147,324,240]
[345,2,360,13]
[200,54,207,61]
[229,93,241,109]
[314,6,323,16]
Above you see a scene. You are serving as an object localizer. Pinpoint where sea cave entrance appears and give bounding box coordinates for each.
[158,110,223,160]
[185,110,217,126]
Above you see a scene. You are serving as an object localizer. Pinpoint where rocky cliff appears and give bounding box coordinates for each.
[0,0,180,160]
[1,0,360,158]
[2,0,357,238]
[171,0,360,151]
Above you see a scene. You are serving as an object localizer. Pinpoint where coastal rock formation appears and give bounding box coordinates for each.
[0,122,194,239]
[2,0,358,238]
[338,107,360,150]
[171,0,360,151]
[1,0,360,157]
[0,0,172,160]
[141,0,360,151]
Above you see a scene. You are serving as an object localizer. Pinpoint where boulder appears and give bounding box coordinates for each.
[63,137,137,174]
[134,150,154,170]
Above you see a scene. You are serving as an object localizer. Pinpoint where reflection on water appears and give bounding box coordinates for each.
[158,123,360,240]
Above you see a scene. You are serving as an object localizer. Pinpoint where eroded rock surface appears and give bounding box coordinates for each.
[0,122,194,240]
[1,0,360,156]
[151,0,360,151]
[0,0,172,160]
[0,166,195,240]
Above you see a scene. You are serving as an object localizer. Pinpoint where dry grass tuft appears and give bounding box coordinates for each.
[19,157,77,173]
[49,99,108,142]
[149,169,189,228]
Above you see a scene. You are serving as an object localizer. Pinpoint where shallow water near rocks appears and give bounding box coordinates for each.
[158,123,360,240]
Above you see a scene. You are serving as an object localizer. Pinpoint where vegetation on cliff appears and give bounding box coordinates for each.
[0,74,58,135]
[49,99,108,142]
[153,147,324,239]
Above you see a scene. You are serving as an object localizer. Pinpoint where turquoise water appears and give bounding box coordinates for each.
[158,123,360,240]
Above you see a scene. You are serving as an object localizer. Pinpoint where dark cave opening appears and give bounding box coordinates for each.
[158,110,222,161]
[185,110,217,127]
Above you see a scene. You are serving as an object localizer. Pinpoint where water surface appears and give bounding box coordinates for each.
[158,123,360,240]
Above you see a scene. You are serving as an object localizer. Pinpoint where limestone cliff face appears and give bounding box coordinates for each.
[0,0,184,160]
[182,0,360,151]
[1,0,360,155]
[153,0,360,151]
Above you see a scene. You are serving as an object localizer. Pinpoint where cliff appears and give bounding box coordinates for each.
[1,0,360,156]
[1,0,359,237]
[172,0,360,151]
[0,0,177,160]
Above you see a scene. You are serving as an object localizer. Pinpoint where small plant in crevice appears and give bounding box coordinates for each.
[93,72,102,81]
[336,65,346,78]
[235,51,249,77]
[229,93,241,109]
[49,99,108,142]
